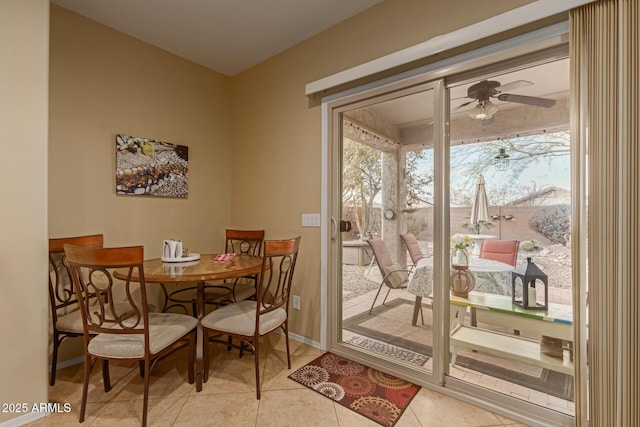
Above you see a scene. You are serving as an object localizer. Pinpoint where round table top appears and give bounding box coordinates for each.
[114,254,263,283]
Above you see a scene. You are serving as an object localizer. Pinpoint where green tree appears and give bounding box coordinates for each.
[405,150,433,208]
[450,130,570,204]
[342,140,432,238]
[343,139,381,237]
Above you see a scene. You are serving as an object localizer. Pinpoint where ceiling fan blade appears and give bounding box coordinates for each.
[497,93,556,108]
[494,80,533,93]
[451,100,474,111]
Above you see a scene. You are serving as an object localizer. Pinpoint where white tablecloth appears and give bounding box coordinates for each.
[407,257,515,297]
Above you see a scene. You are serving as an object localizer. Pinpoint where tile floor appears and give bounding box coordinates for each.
[30,336,530,427]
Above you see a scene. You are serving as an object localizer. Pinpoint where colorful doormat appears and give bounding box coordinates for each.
[288,352,420,427]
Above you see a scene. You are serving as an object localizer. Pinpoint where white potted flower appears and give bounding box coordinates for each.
[450,233,473,266]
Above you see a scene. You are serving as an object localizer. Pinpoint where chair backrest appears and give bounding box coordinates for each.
[225,229,265,255]
[479,239,519,266]
[63,244,150,338]
[256,236,301,314]
[367,239,394,270]
[49,234,104,319]
[400,233,426,265]
[368,239,409,289]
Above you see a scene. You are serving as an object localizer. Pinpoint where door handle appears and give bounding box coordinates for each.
[331,217,337,241]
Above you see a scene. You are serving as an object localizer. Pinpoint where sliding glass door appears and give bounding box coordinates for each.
[323,31,578,426]
[445,57,574,416]
[327,81,443,386]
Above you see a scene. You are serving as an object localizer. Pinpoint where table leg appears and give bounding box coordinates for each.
[195,281,204,392]
[412,296,422,326]
[449,305,467,365]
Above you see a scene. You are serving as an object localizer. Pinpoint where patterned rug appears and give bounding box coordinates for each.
[288,352,420,427]
[343,298,574,401]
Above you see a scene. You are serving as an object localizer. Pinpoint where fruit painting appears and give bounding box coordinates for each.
[116,134,189,198]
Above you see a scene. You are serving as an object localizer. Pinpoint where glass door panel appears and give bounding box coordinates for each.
[446,57,574,416]
[337,86,438,375]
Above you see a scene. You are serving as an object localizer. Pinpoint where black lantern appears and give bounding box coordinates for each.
[511,257,548,310]
[494,148,510,171]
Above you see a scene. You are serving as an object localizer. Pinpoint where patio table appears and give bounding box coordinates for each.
[449,291,574,375]
[407,257,515,325]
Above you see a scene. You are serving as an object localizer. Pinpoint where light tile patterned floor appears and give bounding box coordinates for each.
[29,336,530,427]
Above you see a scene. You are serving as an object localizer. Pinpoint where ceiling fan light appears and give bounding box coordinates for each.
[468,100,498,120]
[468,103,485,119]
[484,100,498,116]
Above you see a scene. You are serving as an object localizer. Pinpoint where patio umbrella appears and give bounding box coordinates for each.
[470,175,491,234]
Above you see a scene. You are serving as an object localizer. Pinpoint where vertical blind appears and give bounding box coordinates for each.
[570,0,639,425]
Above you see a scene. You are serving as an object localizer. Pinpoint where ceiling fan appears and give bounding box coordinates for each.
[453,79,556,124]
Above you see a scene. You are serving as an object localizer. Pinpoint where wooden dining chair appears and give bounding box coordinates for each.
[64,244,197,427]
[201,236,301,399]
[48,234,104,386]
[164,229,265,315]
[367,239,412,314]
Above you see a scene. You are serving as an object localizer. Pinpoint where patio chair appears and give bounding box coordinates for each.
[478,239,519,331]
[48,234,104,386]
[479,239,519,267]
[64,244,197,427]
[367,239,412,314]
[400,233,430,271]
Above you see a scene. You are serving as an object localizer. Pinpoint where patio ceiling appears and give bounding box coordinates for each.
[354,58,569,149]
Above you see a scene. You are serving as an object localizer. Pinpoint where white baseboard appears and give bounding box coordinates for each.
[50,356,83,372]
[288,331,323,350]
[0,411,48,427]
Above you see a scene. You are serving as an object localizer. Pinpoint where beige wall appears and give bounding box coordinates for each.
[49,6,232,252]
[229,0,532,342]
[0,1,538,421]
[48,6,232,363]
[0,0,49,423]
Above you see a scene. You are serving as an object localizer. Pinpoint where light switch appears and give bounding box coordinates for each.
[302,213,321,227]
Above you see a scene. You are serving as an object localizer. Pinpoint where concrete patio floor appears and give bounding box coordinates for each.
[341,265,575,416]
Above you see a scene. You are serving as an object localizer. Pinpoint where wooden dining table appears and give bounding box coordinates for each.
[114,253,263,392]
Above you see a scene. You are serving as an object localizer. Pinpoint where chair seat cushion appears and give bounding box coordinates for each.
[200,300,286,336]
[55,308,85,333]
[87,313,197,359]
[383,263,409,288]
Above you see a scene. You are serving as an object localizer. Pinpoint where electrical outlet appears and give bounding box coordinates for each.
[293,295,301,310]
[302,213,320,227]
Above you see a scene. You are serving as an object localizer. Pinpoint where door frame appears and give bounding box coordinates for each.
[320,22,580,427]
[324,78,445,385]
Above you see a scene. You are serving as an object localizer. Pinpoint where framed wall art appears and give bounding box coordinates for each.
[116,134,189,198]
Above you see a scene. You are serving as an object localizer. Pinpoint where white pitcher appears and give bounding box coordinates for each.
[164,240,178,258]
